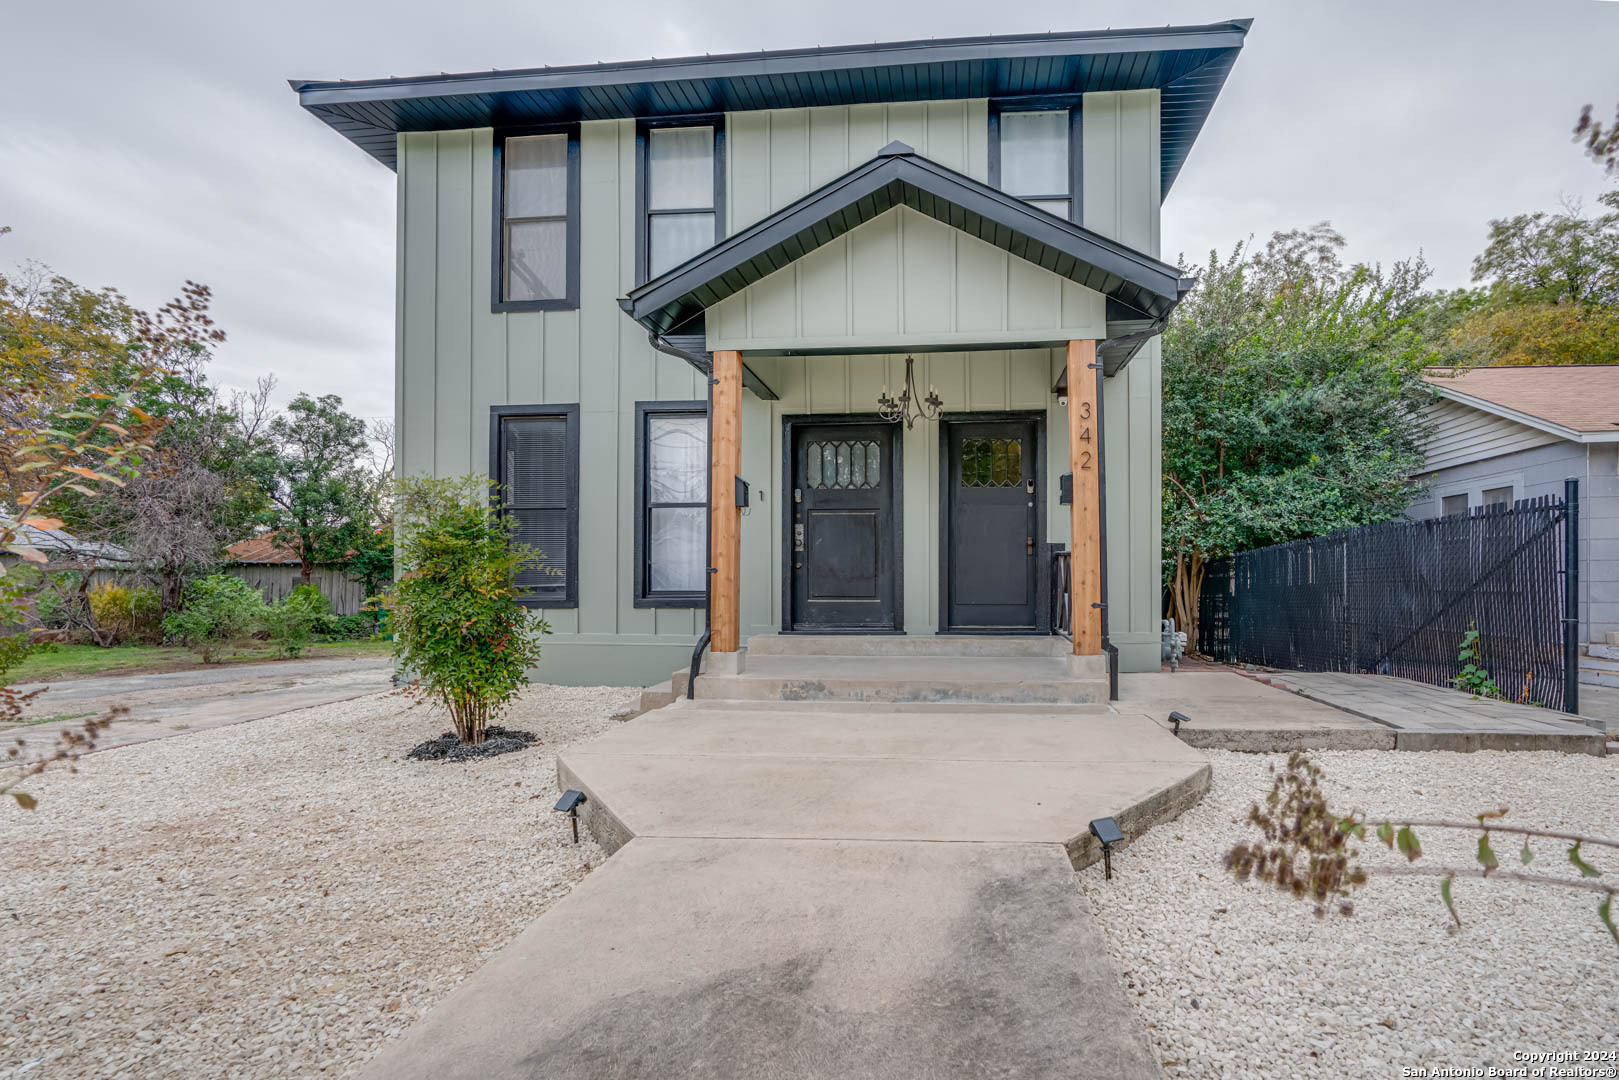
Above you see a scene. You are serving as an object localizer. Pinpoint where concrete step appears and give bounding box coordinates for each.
[1583,643,1619,660]
[1579,668,1619,689]
[744,633,1073,658]
[692,654,1108,705]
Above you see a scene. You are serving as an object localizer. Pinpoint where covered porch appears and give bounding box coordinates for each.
[620,141,1191,684]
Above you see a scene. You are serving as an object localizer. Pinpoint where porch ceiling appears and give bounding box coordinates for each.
[619,142,1195,342]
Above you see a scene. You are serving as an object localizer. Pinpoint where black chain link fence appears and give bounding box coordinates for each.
[1197,480,1579,711]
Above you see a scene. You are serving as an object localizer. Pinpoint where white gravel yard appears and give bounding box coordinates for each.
[0,682,637,1080]
[1078,748,1619,1079]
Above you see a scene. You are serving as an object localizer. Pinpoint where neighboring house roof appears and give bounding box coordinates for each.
[225,534,303,565]
[7,524,134,568]
[289,20,1251,196]
[621,141,1194,346]
[1423,366,1619,443]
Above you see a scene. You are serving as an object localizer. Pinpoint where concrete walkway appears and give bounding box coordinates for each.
[5,657,395,753]
[362,699,1210,1079]
[1263,671,1606,754]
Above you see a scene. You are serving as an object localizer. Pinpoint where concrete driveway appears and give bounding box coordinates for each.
[5,657,395,753]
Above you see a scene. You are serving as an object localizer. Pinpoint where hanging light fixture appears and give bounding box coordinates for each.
[876,355,943,429]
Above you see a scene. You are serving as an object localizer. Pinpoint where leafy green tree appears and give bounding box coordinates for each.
[1576,102,1619,174]
[161,574,266,663]
[257,393,372,587]
[1469,191,1619,309]
[386,476,551,745]
[1162,225,1435,642]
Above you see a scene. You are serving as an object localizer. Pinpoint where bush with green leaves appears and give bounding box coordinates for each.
[284,583,337,636]
[330,612,374,640]
[263,599,317,658]
[385,475,552,745]
[162,574,266,662]
[86,582,162,645]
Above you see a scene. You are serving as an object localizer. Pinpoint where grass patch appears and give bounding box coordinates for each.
[7,639,394,684]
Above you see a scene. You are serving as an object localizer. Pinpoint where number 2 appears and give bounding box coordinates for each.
[1079,450,1092,470]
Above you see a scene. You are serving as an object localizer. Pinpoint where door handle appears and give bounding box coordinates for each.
[1026,537,1035,556]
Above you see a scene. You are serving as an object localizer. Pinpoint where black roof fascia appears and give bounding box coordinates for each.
[619,143,1188,339]
[291,20,1251,193]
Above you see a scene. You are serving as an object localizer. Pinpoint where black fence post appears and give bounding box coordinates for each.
[1564,477,1580,716]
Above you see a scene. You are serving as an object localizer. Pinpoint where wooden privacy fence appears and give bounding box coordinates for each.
[89,565,370,615]
[1197,480,1579,712]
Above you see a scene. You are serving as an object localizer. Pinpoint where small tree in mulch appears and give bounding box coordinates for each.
[386,476,552,747]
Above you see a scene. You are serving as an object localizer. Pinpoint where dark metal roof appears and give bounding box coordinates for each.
[620,141,1194,342]
[291,20,1251,197]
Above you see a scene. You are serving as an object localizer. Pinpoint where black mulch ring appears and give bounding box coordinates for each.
[406,726,539,763]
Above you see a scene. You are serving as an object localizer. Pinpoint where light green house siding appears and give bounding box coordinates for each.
[397,123,708,686]
[395,88,1167,685]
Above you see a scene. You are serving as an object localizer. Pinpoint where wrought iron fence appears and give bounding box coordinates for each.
[1197,480,1579,712]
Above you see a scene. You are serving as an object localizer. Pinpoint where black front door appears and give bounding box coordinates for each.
[790,422,898,631]
[944,418,1040,631]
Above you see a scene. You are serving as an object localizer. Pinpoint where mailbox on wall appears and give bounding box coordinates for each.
[1059,473,1073,505]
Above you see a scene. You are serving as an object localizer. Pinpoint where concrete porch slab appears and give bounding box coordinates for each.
[359,837,1163,1080]
[1114,671,1396,751]
[558,704,1209,867]
[691,654,1108,704]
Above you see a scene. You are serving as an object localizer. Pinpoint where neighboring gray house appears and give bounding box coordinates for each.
[292,21,1249,686]
[1408,365,1619,678]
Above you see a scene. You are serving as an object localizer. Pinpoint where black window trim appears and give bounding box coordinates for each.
[489,403,581,608]
[987,96,1083,225]
[491,123,582,313]
[634,399,709,609]
[634,114,726,287]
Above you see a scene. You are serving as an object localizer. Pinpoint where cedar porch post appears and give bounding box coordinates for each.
[710,350,743,657]
[1066,340,1103,655]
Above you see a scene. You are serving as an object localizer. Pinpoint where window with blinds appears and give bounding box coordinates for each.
[493,406,579,607]
[634,401,708,607]
[992,105,1077,222]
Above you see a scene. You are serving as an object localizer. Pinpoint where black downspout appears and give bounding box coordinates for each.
[1564,476,1580,716]
[1091,353,1119,701]
[647,332,713,698]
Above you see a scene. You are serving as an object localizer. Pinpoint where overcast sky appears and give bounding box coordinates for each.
[3,0,1615,423]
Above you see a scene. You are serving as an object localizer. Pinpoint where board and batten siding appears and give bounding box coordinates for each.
[396,88,1168,680]
[1420,398,1561,471]
[397,123,709,686]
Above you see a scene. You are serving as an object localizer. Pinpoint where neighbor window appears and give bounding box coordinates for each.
[1482,485,1514,509]
[1441,493,1469,516]
[640,121,723,282]
[494,128,579,311]
[993,106,1076,220]
[635,402,708,606]
[491,405,580,607]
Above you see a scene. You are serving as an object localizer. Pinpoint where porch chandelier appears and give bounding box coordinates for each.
[876,355,943,429]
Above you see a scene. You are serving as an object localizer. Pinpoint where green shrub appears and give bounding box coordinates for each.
[163,575,266,662]
[284,583,337,637]
[263,600,318,658]
[385,475,552,745]
[86,582,162,645]
[330,613,373,640]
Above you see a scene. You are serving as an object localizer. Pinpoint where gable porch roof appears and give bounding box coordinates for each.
[619,141,1194,354]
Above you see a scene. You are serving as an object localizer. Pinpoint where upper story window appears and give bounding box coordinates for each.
[990,103,1079,223]
[639,120,725,283]
[493,127,580,312]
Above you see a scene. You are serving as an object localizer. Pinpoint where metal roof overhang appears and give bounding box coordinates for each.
[619,143,1192,364]
[291,20,1251,198]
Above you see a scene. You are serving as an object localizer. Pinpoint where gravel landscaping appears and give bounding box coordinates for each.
[0,682,637,1080]
[1078,748,1619,1079]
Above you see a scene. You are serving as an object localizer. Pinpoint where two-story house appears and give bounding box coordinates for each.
[292,21,1250,688]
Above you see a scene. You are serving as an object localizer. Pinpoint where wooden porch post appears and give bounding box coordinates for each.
[710,350,743,655]
[1066,340,1103,655]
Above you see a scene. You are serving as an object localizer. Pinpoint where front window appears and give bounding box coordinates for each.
[636,403,708,606]
[997,108,1072,220]
[495,128,578,310]
[644,124,721,281]
[493,406,579,607]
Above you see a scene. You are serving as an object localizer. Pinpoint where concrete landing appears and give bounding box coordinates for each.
[360,838,1162,1080]
[559,703,1211,867]
[692,653,1109,704]
[1271,671,1607,755]
[1115,671,1396,751]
